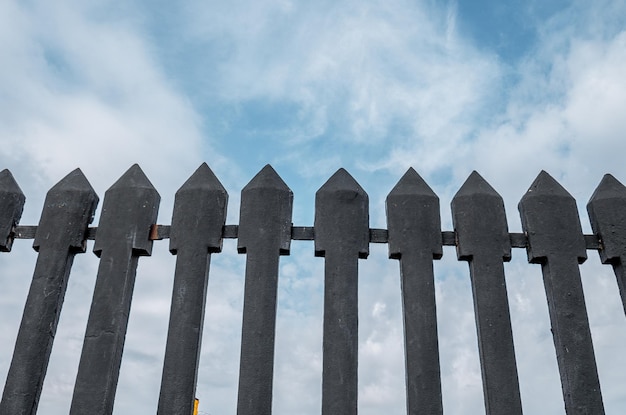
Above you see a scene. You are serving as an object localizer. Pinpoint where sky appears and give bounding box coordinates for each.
[1,0,626,414]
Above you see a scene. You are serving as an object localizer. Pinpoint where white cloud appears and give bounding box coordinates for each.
[2,0,626,414]
[182,0,501,175]
[456,28,626,233]
[0,0,219,222]
[0,1,226,414]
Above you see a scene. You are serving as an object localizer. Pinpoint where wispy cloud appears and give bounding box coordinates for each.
[0,1,214,222]
[176,0,500,178]
[1,0,626,414]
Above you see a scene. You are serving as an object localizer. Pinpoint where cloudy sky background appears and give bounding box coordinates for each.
[1,0,626,413]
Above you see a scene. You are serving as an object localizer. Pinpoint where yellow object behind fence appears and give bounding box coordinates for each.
[193,398,199,415]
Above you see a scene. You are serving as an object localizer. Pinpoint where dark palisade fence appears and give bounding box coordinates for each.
[0,163,624,415]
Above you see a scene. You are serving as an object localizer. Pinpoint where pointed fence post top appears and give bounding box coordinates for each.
[176,162,226,193]
[388,168,437,197]
[588,174,625,201]
[33,168,99,253]
[238,164,293,255]
[315,168,369,258]
[453,171,498,198]
[316,168,365,193]
[47,168,96,193]
[0,169,24,196]
[386,168,441,259]
[93,164,160,257]
[452,171,510,261]
[108,163,157,190]
[0,169,25,252]
[518,171,586,263]
[587,174,626,263]
[241,164,289,191]
[170,163,228,254]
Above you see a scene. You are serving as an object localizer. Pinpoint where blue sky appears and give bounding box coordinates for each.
[1,0,626,414]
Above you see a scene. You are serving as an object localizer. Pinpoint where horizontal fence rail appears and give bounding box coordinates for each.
[0,163,624,415]
[7,225,606,248]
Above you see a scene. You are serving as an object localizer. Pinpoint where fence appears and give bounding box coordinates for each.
[0,163,624,415]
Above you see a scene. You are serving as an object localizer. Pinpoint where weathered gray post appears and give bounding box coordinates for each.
[519,171,604,414]
[1,169,97,415]
[70,164,159,415]
[0,169,25,252]
[451,171,522,415]
[315,169,369,415]
[386,168,443,415]
[236,165,293,415]
[587,174,626,316]
[157,163,227,415]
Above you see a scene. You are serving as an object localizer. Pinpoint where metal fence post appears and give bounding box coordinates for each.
[70,165,159,415]
[452,171,522,415]
[315,169,369,415]
[236,165,293,415]
[0,169,25,252]
[1,169,97,415]
[587,174,626,316]
[386,168,443,415]
[519,171,604,414]
[158,163,227,415]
